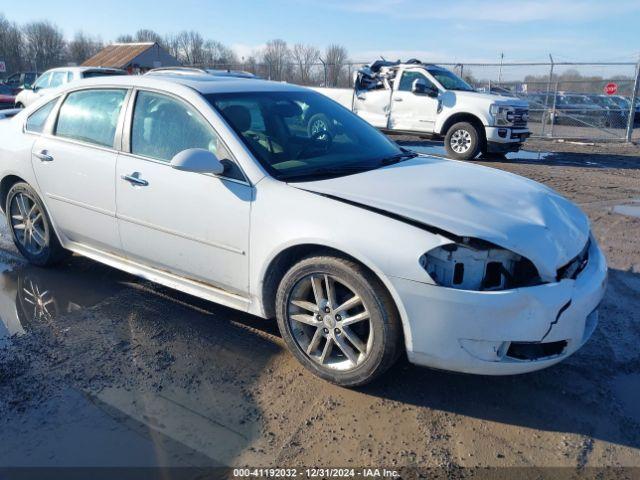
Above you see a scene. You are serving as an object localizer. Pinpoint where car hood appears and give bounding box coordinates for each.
[448,90,529,108]
[290,156,590,280]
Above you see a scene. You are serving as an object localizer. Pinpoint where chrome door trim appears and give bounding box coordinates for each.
[116,213,246,255]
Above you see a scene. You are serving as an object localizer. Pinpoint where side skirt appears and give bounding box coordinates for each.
[65,241,252,313]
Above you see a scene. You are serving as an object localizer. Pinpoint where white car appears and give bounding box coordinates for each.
[0,74,606,386]
[14,66,126,108]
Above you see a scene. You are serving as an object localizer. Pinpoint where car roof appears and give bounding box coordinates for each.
[59,74,307,95]
[45,66,125,73]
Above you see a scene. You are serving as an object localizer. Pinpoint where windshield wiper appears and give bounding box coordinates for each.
[282,165,376,182]
[380,150,419,165]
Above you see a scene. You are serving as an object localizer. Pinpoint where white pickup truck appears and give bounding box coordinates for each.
[312,60,530,160]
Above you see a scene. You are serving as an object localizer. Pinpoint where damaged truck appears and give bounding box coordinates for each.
[312,60,530,160]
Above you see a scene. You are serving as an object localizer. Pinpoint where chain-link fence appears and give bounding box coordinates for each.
[195,60,640,142]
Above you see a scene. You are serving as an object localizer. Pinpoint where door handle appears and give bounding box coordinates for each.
[121,172,149,187]
[34,150,54,162]
[393,97,403,102]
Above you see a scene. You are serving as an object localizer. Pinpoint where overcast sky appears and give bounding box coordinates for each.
[6,0,640,64]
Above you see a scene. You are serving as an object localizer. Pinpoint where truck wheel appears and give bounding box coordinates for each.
[307,113,333,138]
[444,122,481,160]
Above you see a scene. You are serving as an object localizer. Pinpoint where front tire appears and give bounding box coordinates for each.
[6,182,68,266]
[444,121,481,160]
[276,255,401,387]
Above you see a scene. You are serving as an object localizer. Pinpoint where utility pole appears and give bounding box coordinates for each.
[498,52,504,84]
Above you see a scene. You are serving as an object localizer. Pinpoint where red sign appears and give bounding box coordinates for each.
[604,82,618,95]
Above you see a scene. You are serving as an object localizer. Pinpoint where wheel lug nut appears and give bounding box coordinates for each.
[335,314,341,321]
[323,328,329,334]
[334,328,340,334]
[324,306,330,313]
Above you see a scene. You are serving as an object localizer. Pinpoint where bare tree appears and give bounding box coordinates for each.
[115,34,134,43]
[261,39,290,81]
[202,40,237,68]
[0,14,24,74]
[134,29,163,44]
[162,34,180,60]
[175,30,205,65]
[292,43,320,85]
[67,31,103,65]
[324,44,348,87]
[22,21,66,71]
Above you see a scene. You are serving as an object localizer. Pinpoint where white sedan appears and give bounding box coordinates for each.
[0,75,607,386]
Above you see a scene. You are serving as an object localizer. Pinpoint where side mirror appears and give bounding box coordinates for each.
[170,148,225,175]
[23,83,33,91]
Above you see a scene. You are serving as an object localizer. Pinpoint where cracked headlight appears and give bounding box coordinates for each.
[419,240,542,291]
[490,104,516,126]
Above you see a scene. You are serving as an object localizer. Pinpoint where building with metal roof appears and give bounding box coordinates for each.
[82,42,180,73]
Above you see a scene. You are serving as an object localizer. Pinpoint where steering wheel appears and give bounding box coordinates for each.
[296,129,333,159]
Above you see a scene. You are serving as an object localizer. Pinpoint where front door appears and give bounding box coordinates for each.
[31,88,128,252]
[389,70,439,132]
[115,90,251,295]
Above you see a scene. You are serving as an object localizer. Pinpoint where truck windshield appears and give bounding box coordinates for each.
[426,67,474,92]
[206,91,410,182]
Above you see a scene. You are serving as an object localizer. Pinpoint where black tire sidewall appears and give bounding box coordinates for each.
[6,183,60,266]
[275,256,400,387]
[445,121,480,160]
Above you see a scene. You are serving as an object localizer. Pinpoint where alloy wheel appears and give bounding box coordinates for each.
[287,273,373,371]
[10,192,48,255]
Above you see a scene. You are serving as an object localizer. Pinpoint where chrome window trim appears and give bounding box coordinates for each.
[52,87,131,150]
[122,87,251,186]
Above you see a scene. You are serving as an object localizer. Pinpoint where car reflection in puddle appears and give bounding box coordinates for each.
[0,255,275,467]
[0,258,129,347]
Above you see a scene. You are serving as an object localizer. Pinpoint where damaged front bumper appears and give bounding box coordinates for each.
[390,236,607,375]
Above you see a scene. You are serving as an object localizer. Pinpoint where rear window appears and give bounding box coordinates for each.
[82,70,126,79]
[55,89,127,147]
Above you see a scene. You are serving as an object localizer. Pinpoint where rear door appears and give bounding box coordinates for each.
[353,87,391,128]
[31,87,129,252]
[389,69,439,132]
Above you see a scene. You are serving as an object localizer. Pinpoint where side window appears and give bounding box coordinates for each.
[131,91,238,178]
[33,72,51,90]
[49,71,66,89]
[66,71,74,83]
[55,89,127,147]
[398,71,432,92]
[25,99,58,134]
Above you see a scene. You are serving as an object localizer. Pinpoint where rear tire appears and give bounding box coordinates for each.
[15,102,24,109]
[444,121,481,160]
[6,182,68,266]
[275,255,401,387]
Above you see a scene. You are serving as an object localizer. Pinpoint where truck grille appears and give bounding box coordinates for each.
[513,108,529,128]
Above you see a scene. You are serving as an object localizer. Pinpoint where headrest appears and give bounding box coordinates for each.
[222,105,251,132]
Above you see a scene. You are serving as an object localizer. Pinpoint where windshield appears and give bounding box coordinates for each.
[206,91,408,181]
[426,67,474,91]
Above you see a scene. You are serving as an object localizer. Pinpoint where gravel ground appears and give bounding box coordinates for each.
[0,140,639,476]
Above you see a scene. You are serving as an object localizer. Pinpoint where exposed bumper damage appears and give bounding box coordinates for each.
[391,237,607,375]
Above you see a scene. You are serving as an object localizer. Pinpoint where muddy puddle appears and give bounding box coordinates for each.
[400,141,607,167]
[0,254,280,467]
[613,200,640,219]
